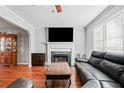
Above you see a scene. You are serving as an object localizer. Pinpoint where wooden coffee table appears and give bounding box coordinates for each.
[45,62,72,88]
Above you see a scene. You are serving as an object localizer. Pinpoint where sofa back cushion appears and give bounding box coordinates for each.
[89,51,105,69]
[120,72,124,87]
[99,60,124,82]
[89,57,102,69]
[91,51,105,59]
[104,52,124,65]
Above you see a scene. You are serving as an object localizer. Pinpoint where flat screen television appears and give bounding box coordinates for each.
[48,27,73,42]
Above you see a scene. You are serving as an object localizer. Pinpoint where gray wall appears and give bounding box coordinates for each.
[17,31,29,64]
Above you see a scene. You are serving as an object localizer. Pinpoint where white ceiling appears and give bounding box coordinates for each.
[5,5,108,28]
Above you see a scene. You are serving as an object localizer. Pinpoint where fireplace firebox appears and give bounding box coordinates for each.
[51,52,71,66]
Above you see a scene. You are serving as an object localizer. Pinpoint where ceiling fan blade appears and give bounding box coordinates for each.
[55,5,62,13]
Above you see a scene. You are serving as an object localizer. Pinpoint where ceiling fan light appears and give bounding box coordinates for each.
[55,5,62,13]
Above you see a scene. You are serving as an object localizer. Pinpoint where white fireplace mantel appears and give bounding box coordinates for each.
[45,42,75,66]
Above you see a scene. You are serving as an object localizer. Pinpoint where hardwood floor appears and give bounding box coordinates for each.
[0,65,81,88]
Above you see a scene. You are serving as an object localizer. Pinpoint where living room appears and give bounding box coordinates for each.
[0,3,124,90]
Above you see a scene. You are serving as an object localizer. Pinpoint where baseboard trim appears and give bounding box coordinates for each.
[17,63,29,65]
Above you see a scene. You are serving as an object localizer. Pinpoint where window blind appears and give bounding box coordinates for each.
[93,14,123,53]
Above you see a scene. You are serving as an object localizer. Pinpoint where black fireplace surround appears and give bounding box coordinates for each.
[75,51,124,88]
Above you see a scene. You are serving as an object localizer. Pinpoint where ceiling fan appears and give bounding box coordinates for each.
[32,5,62,13]
[55,5,62,13]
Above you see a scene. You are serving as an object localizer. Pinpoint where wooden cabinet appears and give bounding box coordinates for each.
[12,52,17,66]
[0,51,12,66]
[32,53,45,66]
[0,32,17,67]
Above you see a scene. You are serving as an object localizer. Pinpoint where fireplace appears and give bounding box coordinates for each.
[51,52,71,65]
[46,42,75,66]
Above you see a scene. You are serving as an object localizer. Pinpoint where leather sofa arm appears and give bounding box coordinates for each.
[75,58,88,63]
[7,78,34,88]
[81,80,101,88]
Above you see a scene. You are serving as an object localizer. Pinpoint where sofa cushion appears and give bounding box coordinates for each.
[81,80,101,88]
[104,52,124,65]
[91,51,105,59]
[99,60,124,82]
[120,72,124,87]
[79,67,95,82]
[100,81,121,88]
[80,62,115,82]
[89,57,102,69]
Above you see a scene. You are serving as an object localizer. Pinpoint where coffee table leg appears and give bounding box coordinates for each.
[45,80,49,88]
[68,79,71,88]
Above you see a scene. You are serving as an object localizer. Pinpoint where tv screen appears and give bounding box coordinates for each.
[48,27,73,42]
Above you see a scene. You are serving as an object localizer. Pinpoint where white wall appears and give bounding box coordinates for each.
[35,27,46,53]
[73,27,86,58]
[35,26,86,58]
[85,6,124,58]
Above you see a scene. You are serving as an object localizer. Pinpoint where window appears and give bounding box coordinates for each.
[93,14,123,53]
[105,15,122,53]
[93,25,104,51]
